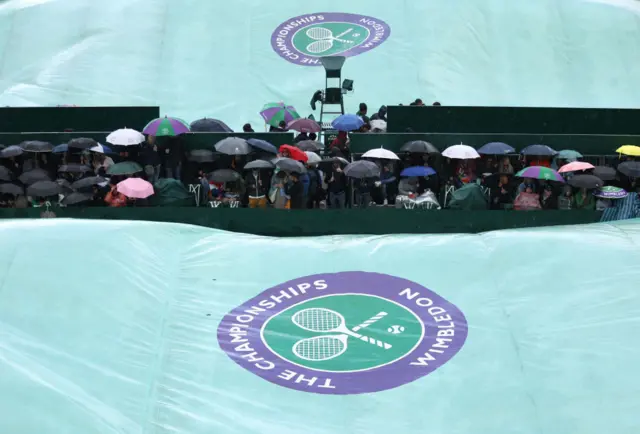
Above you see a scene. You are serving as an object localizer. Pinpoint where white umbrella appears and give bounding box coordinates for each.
[370,119,387,131]
[442,144,480,160]
[305,151,321,164]
[106,128,145,146]
[362,147,399,160]
[89,143,108,154]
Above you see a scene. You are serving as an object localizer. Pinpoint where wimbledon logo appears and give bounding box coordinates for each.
[271,13,391,66]
[217,272,468,395]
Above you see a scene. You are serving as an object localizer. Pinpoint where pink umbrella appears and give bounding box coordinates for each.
[558,161,595,173]
[116,178,154,199]
[287,118,321,133]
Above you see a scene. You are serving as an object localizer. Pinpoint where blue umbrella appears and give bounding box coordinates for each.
[400,166,437,177]
[477,142,515,155]
[331,114,364,132]
[52,144,68,153]
[521,144,557,156]
[247,138,277,154]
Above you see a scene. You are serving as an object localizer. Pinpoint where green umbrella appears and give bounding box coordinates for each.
[107,161,143,176]
[143,116,190,137]
[557,150,583,162]
[259,102,300,128]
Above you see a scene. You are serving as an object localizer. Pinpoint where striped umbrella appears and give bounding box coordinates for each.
[260,102,300,128]
[143,116,190,136]
[516,166,564,182]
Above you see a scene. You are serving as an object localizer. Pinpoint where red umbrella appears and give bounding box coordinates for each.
[279,144,308,162]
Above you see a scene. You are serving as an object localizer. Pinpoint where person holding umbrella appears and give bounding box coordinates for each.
[327,161,347,208]
[244,168,268,208]
[285,172,304,210]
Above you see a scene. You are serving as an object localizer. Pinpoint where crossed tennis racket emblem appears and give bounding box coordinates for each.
[305,27,357,54]
[291,308,392,362]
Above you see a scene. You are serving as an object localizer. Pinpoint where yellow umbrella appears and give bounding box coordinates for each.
[616,145,640,157]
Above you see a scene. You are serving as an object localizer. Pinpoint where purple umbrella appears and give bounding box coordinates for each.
[595,186,628,199]
[515,166,564,182]
[287,118,321,133]
[143,116,190,136]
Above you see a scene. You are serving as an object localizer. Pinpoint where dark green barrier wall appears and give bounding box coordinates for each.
[0,208,602,236]
[349,132,638,155]
[0,107,159,133]
[387,106,640,135]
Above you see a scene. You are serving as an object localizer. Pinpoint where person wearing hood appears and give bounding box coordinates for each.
[370,106,387,122]
[245,169,267,208]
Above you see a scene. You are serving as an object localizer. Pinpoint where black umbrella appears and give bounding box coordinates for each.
[20,141,53,153]
[592,166,617,181]
[58,164,92,174]
[244,159,274,170]
[275,157,306,173]
[68,137,98,150]
[568,174,604,189]
[190,118,233,133]
[208,169,242,183]
[0,145,23,158]
[27,180,61,197]
[55,179,74,192]
[521,144,557,156]
[71,176,107,190]
[187,149,217,163]
[214,137,251,155]
[62,192,93,206]
[318,157,349,166]
[344,160,381,179]
[0,166,12,182]
[19,169,51,185]
[400,140,440,154]
[296,140,324,152]
[0,183,23,195]
[617,161,640,178]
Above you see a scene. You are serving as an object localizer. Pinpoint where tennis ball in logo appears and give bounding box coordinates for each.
[217,272,468,395]
[388,325,405,334]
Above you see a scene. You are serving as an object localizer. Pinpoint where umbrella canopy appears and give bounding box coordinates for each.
[247,138,278,154]
[557,150,583,161]
[19,169,51,185]
[106,128,145,146]
[344,160,380,179]
[26,180,60,197]
[275,158,306,174]
[190,118,233,133]
[260,102,300,128]
[55,179,74,193]
[516,166,564,182]
[72,176,107,190]
[318,157,349,167]
[117,178,154,199]
[616,145,640,157]
[400,141,439,154]
[595,186,628,199]
[279,145,308,162]
[89,144,113,154]
[20,141,53,153]
[58,164,92,174]
[0,166,12,182]
[62,192,93,206]
[477,142,515,155]
[0,145,23,158]
[362,148,400,160]
[568,174,604,189]
[208,169,242,183]
[287,118,321,133]
[143,116,190,136]
[370,119,387,132]
[442,144,480,160]
[214,137,251,155]
[400,166,437,177]
[558,161,595,173]
[0,183,23,195]
[68,138,98,150]
[617,161,640,178]
[592,166,617,181]
[296,140,323,152]
[52,144,68,153]
[107,161,143,176]
[521,144,557,156]
[305,151,321,164]
[244,159,274,170]
[331,114,364,132]
[187,149,217,163]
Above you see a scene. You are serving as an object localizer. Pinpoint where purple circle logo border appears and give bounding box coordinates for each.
[270,12,391,67]
[217,272,468,395]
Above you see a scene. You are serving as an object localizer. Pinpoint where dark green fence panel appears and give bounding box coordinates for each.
[387,106,640,135]
[0,107,159,133]
[0,208,602,236]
